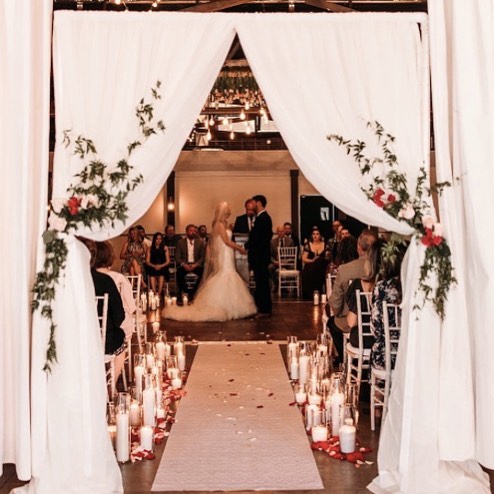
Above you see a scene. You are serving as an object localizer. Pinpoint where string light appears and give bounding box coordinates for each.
[114,0,121,4]
[152,1,158,7]
[259,107,265,116]
[230,131,235,140]
[239,110,246,120]
[208,116,215,127]
[245,122,252,135]
[222,117,229,126]
[244,102,250,110]
[206,130,212,141]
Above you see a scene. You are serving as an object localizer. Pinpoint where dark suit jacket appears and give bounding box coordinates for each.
[246,210,273,268]
[91,269,125,355]
[175,237,206,267]
[233,214,253,234]
[286,234,300,248]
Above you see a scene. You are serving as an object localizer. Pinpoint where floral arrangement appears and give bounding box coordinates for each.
[32,82,165,372]
[327,121,455,320]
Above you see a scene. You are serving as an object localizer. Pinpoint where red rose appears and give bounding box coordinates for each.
[386,193,396,203]
[373,189,385,208]
[421,228,443,248]
[67,196,81,215]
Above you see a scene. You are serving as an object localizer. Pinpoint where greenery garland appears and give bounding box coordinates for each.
[32,81,165,372]
[328,121,456,320]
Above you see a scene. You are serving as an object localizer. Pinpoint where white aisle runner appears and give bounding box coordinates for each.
[152,342,324,491]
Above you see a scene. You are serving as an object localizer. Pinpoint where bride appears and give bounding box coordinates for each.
[163,201,257,321]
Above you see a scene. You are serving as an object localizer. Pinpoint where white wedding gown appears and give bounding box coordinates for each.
[163,230,256,321]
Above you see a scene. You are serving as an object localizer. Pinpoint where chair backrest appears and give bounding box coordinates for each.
[95,293,109,353]
[125,274,141,302]
[167,246,177,276]
[278,246,298,271]
[355,289,373,350]
[382,301,402,378]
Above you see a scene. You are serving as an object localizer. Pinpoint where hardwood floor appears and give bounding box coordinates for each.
[1,298,382,494]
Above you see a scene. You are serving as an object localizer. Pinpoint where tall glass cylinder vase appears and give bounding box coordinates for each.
[115,392,130,463]
[142,374,156,427]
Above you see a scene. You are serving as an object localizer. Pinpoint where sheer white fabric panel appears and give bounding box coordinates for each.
[23,12,235,493]
[0,0,52,480]
[236,13,424,234]
[52,12,236,237]
[430,0,494,472]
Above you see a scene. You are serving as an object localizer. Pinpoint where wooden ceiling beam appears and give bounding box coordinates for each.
[306,0,354,12]
[183,0,257,12]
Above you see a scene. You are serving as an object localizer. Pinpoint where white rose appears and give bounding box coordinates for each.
[48,213,67,232]
[80,194,99,209]
[433,222,444,237]
[398,203,415,220]
[422,215,436,229]
[51,198,66,214]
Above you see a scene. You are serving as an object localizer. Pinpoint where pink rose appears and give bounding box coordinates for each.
[422,215,435,229]
[398,204,415,220]
[48,213,67,232]
[433,222,444,237]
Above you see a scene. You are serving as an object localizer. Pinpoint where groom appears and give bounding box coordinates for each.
[246,195,273,317]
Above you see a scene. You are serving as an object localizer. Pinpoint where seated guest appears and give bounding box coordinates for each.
[120,227,147,288]
[326,220,342,262]
[81,238,127,383]
[175,224,205,301]
[268,225,294,292]
[370,242,407,370]
[345,239,383,349]
[163,224,181,248]
[93,241,137,340]
[198,224,210,245]
[135,224,152,249]
[301,227,329,300]
[283,222,300,248]
[328,228,378,364]
[334,234,358,268]
[145,232,171,296]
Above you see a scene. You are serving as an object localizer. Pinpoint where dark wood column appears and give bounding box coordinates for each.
[166,171,176,226]
[290,169,299,236]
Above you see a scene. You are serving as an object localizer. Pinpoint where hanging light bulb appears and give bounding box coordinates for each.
[239,110,246,120]
[259,107,265,117]
[245,102,250,110]
[114,0,121,4]
[208,116,215,127]
[229,131,235,140]
[206,130,212,141]
[152,1,158,7]
[222,117,229,126]
[245,122,252,135]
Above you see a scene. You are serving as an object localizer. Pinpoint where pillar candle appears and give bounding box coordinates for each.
[311,425,328,443]
[146,353,155,369]
[295,389,307,404]
[287,341,298,361]
[140,426,154,451]
[305,403,319,430]
[290,359,299,380]
[339,418,356,453]
[155,341,165,361]
[155,386,163,407]
[150,298,157,311]
[321,294,327,305]
[155,296,160,309]
[156,407,166,419]
[174,341,184,356]
[129,402,140,427]
[152,322,160,334]
[116,412,129,462]
[164,343,171,358]
[171,376,182,389]
[298,354,309,385]
[308,393,322,406]
[177,353,185,372]
[107,424,117,449]
[142,388,156,427]
[182,294,189,305]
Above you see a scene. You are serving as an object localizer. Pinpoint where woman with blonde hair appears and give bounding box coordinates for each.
[164,201,256,321]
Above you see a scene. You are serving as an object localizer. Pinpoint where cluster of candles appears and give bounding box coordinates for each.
[107,333,186,462]
[140,290,161,312]
[287,335,358,454]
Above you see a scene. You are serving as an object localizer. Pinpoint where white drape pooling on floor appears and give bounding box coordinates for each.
[10,10,491,494]
[0,0,52,482]
[429,0,494,473]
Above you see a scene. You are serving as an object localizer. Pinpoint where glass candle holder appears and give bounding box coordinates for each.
[115,393,130,463]
[142,374,156,427]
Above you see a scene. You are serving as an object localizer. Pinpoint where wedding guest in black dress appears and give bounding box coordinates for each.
[246,195,273,317]
[301,227,329,300]
[145,232,171,296]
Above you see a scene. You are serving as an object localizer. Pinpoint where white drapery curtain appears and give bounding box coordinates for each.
[10,10,491,494]
[20,12,236,494]
[429,0,494,472]
[236,14,488,493]
[0,0,52,481]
